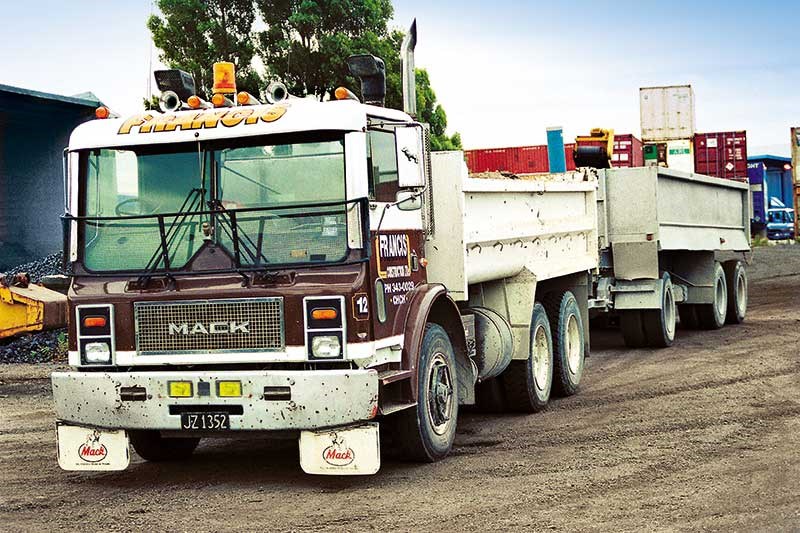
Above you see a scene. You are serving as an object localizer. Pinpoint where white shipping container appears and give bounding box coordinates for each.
[665,139,694,173]
[640,85,696,142]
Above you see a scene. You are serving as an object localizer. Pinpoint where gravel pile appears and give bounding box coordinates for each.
[1,251,67,285]
[1,252,70,364]
[0,329,68,364]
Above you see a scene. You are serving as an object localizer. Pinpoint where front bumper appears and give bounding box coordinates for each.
[52,369,378,431]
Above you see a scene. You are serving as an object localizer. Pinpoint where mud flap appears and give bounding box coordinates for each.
[299,422,380,476]
[56,423,130,471]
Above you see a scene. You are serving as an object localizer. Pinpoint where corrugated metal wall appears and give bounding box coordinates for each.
[0,90,96,270]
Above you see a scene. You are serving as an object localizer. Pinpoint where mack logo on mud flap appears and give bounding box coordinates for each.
[168,321,250,335]
[322,433,355,467]
[78,431,108,463]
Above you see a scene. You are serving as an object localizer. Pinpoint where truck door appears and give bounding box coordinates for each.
[365,120,427,344]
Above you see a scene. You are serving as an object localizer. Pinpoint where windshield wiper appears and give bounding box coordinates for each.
[135,187,206,287]
[208,200,271,268]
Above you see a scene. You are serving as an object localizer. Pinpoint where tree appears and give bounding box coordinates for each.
[147,0,260,96]
[147,0,461,149]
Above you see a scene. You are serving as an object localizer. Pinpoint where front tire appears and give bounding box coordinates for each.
[697,262,728,329]
[129,431,200,462]
[394,323,458,462]
[503,303,553,412]
[544,291,585,397]
[724,260,747,324]
[642,273,677,347]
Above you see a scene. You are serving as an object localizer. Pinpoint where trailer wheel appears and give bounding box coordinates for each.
[503,303,553,412]
[394,323,458,462]
[678,305,700,329]
[544,291,584,397]
[697,262,728,329]
[129,431,200,462]
[620,311,647,347]
[724,261,748,324]
[642,273,677,347]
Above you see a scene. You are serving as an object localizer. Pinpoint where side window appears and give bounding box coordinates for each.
[367,129,399,202]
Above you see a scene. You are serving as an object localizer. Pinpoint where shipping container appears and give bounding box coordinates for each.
[640,85,696,142]
[694,131,747,181]
[612,134,644,167]
[665,139,694,173]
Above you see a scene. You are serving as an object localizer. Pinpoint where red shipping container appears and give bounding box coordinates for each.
[564,143,576,171]
[694,131,747,181]
[611,134,644,167]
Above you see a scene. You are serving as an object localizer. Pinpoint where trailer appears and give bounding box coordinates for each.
[591,166,750,347]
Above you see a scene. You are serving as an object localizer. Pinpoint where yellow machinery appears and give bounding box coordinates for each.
[574,128,615,169]
[0,275,67,340]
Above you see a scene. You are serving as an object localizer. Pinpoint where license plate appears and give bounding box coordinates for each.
[180,412,230,430]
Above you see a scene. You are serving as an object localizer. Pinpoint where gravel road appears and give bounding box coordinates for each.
[1,245,798,532]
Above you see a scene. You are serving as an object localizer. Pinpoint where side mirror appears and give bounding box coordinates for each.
[396,190,422,211]
[395,126,425,188]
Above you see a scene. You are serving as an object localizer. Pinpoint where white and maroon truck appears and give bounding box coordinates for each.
[52,28,748,475]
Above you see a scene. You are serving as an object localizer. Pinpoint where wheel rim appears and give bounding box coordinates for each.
[427,353,454,436]
[532,323,550,392]
[565,314,582,374]
[715,275,727,317]
[665,286,676,339]
[736,271,747,317]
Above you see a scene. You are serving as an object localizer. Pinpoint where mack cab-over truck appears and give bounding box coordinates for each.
[52,40,750,474]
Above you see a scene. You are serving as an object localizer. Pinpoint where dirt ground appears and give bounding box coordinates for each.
[1,245,798,532]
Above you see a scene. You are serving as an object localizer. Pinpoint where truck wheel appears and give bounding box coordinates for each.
[503,303,553,412]
[394,323,458,462]
[620,311,647,347]
[724,261,747,324]
[642,273,677,347]
[129,431,200,462]
[544,291,584,397]
[678,305,700,329]
[697,262,728,329]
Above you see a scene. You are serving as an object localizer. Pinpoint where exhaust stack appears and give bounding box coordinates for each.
[401,19,417,117]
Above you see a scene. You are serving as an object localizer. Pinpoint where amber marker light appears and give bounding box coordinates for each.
[95,106,110,119]
[83,316,107,328]
[311,308,338,321]
[334,87,358,101]
[211,93,233,107]
[236,91,260,106]
[187,95,202,109]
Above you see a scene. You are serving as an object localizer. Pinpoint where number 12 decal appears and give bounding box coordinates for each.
[353,293,369,320]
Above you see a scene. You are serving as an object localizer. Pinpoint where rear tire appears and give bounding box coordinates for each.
[129,431,200,462]
[620,310,647,347]
[394,323,458,462]
[503,303,553,412]
[642,273,677,348]
[724,261,747,324]
[544,291,584,397]
[697,262,727,329]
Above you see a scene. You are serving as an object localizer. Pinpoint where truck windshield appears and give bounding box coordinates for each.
[80,136,351,272]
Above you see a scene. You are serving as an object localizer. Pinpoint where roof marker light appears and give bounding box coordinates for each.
[334,87,359,101]
[211,93,234,108]
[236,91,261,106]
[187,95,211,109]
[95,106,110,119]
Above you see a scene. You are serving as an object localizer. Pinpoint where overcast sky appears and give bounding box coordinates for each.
[3,0,798,155]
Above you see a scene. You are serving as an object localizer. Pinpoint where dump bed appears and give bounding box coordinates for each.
[598,166,750,280]
[426,152,599,301]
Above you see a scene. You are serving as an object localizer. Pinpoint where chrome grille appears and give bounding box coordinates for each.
[134,298,284,355]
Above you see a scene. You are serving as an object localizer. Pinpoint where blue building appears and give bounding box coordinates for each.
[0,84,101,270]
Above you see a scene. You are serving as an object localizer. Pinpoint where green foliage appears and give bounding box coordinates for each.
[147,0,460,149]
[147,0,260,96]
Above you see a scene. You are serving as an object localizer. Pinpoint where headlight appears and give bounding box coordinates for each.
[311,335,341,358]
[84,342,111,364]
